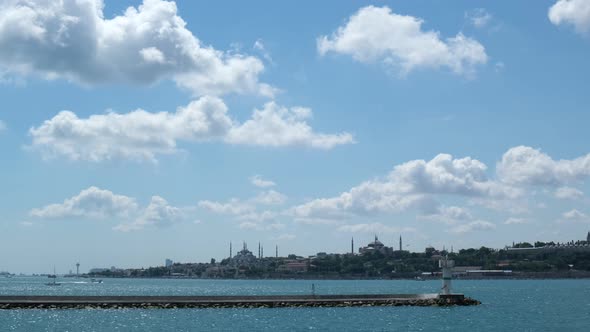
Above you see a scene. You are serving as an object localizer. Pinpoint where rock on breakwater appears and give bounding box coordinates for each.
[0,294,480,309]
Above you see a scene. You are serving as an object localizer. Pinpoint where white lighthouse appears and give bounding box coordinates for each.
[439,256,455,295]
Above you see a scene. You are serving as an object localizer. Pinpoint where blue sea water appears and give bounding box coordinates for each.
[1,277,589,331]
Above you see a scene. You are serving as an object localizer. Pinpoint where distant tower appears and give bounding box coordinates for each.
[261,245,264,258]
[230,242,233,258]
[258,242,261,259]
[276,245,278,258]
[587,231,590,243]
[76,262,80,277]
[399,236,402,251]
[351,237,354,255]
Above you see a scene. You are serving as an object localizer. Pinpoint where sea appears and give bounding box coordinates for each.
[1,277,589,331]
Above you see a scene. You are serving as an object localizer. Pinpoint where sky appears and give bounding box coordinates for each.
[1,0,590,274]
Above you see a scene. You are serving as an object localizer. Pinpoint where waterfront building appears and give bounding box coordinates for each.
[165,259,173,268]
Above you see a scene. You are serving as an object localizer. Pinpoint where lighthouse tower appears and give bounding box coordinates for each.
[439,256,455,295]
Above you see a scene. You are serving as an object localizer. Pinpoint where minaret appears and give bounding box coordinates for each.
[258,242,261,258]
[261,245,264,258]
[76,262,80,277]
[399,236,402,251]
[230,242,232,258]
[351,237,354,255]
[276,245,278,258]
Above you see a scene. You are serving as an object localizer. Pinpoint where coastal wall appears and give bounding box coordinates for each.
[0,294,479,309]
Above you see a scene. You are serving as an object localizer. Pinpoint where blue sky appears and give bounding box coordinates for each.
[1,0,590,274]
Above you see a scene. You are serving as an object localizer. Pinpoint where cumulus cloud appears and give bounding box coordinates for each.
[30,186,186,231]
[225,102,354,149]
[420,205,474,224]
[30,186,138,219]
[198,198,255,215]
[497,146,590,186]
[450,220,495,234]
[465,8,492,28]
[250,175,276,188]
[504,217,528,225]
[114,196,183,231]
[0,0,274,96]
[292,152,519,221]
[29,96,231,162]
[561,209,588,222]
[337,222,415,234]
[317,6,487,76]
[554,186,584,200]
[253,190,287,205]
[29,97,353,162]
[549,0,590,34]
[239,221,285,231]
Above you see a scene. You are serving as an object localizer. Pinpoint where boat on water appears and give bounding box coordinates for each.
[46,269,61,286]
[90,278,103,284]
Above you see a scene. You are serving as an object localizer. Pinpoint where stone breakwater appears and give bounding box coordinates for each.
[0,294,479,309]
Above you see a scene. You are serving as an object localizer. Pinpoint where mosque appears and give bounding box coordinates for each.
[357,235,404,255]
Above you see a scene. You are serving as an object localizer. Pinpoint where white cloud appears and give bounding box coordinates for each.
[292,152,519,221]
[465,8,492,28]
[0,120,5,131]
[337,223,415,234]
[198,198,254,215]
[250,175,276,188]
[504,217,528,225]
[421,205,473,224]
[275,233,296,240]
[237,210,277,223]
[114,196,183,231]
[549,0,590,34]
[225,102,354,149]
[253,190,287,205]
[253,39,274,65]
[0,0,274,96]
[30,186,138,219]
[30,186,186,231]
[450,220,495,234]
[29,96,231,162]
[497,146,590,186]
[317,6,487,76]
[30,97,353,162]
[561,209,588,222]
[239,221,285,231]
[554,186,584,200]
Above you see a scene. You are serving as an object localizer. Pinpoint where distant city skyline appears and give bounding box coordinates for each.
[1,0,590,274]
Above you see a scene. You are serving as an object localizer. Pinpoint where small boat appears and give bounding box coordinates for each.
[46,268,61,286]
[90,278,103,284]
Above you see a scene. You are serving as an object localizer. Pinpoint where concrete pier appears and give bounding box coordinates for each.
[0,294,479,309]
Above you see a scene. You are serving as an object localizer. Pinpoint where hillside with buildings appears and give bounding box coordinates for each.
[85,232,590,280]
